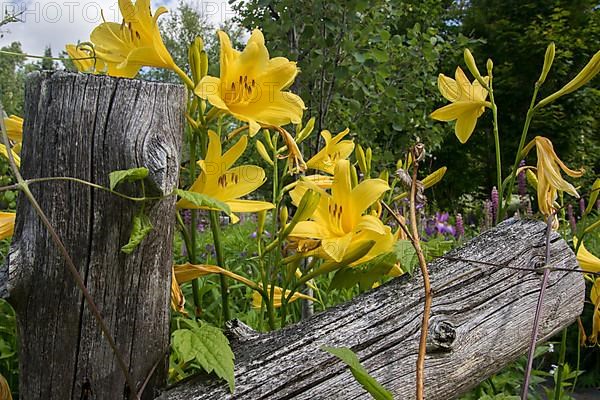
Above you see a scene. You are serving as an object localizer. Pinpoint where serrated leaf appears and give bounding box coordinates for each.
[172,320,235,393]
[394,240,418,275]
[321,346,393,400]
[329,253,396,291]
[109,167,149,190]
[121,211,153,254]
[175,189,231,215]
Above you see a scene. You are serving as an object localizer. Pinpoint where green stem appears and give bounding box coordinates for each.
[500,85,540,220]
[554,328,568,400]
[187,131,202,316]
[25,176,163,202]
[488,79,503,224]
[209,210,231,322]
[173,64,195,91]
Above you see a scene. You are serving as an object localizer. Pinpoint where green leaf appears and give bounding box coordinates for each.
[121,211,153,254]
[321,346,393,400]
[175,189,231,215]
[394,240,418,275]
[172,319,235,393]
[329,253,396,291]
[109,167,149,190]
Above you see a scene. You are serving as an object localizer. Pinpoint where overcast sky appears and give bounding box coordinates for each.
[0,0,235,57]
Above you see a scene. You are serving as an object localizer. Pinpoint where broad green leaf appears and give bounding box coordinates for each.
[121,211,153,254]
[321,346,393,400]
[174,189,231,215]
[394,240,418,275]
[172,320,235,393]
[109,167,149,190]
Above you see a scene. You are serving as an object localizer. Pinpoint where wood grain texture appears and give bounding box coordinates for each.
[6,71,185,400]
[160,218,584,400]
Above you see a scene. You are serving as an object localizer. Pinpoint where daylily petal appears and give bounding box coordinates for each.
[438,73,459,102]
[455,107,481,144]
[0,212,16,240]
[226,199,275,213]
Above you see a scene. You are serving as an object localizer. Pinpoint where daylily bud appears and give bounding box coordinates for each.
[263,129,274,150]
[537,48,600,108]
[356,144,368,175]
[396,158,404,171]
[279,206,289,226]
[256,140,274,166]
[464,49,486,86]
[379,169,389,182]
[421,166,447,189]
[188,37,205,85]
[257,209,267,236]
[282,189,321,237]
[537,42,555,85]
[486,58,493,76]
[296,117,316,144]
[526,169,538,190]
[366,147,372,171]
[350,163,359,187]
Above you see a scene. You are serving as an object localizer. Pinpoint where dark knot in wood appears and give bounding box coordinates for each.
[427,318,456,352]
[225,319,260,342]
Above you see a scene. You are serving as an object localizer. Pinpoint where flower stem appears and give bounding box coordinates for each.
[553,327,568,400]
[488,79,503,224]
[187,130,203,317]
[501,85,540,220]
[209,210,231,322]
[173,64,195,91]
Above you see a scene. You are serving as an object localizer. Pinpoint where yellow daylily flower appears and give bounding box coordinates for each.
[195,29,305,136]
[0,145,20,168]
[523,136,583,224]
[251,285,316,309]
[3,115,22,143]
[306,128,355,174]
[289,159,394,264]
[177,130,274,222]
[0,373,12,400]
[430,67,491,144]
[89,0,175,78]
[574,237,600,273]
[0,212,15,240]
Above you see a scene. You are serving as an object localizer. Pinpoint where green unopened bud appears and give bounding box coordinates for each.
[486,58,493,75]
[257,210,267,236]
[537,42,555,85]
[537,48,600,109]
[350,164,359,187]
[526,169,538,190]
[188,43,202,85]
[256,140,274,166]
[200,50,208,79]
[282,189,321,238]
[396,158,404,171]
[366,147,372,171]
[421,166,447,189]
[379,169,389,182]
[464,49,486,85]
[356,144,368,175]
[263,129,274,150]
[296,117,316,144]
[279,206,289,226]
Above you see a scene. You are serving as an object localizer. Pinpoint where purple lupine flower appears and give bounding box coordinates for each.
[580,198,586,216]
[567,204,577,232]
[518,160,527,197]
[491,186,499,222]
[455,213,464,238]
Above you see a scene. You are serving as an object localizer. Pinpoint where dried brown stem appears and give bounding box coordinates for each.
[408,148,431,400]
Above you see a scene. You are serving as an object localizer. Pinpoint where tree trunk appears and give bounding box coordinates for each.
[6,71,185,399]
[160,218,584,400]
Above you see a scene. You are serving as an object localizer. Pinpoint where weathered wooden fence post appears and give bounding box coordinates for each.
[161,219,584,400]
[6,71,184,399]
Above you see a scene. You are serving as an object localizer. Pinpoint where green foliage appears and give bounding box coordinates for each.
[108,167,149,190]
[174,189,231,215]
[329,253,397,291]
[395,240,418,274]
[171,318,235,392]
[321,346,393,400]
[0,300,17,398]
[121,210,153,254]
